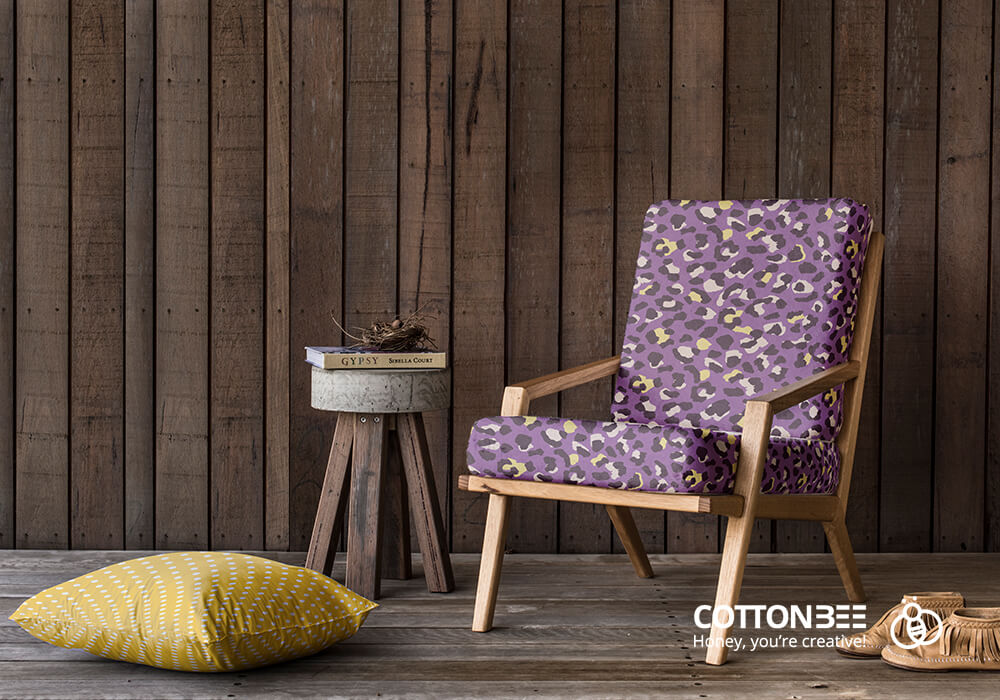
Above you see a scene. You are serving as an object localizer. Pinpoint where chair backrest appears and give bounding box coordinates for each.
[613,198,872,441]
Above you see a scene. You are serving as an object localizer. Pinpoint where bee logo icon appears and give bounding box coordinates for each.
[890,602,943,650]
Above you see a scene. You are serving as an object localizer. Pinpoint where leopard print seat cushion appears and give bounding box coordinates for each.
[467,415,839,494]
[466,198,870,495]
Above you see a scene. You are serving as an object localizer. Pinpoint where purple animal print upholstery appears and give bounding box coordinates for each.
[467,416,840,494]
[613,198,870,440]
[467,199,872,495]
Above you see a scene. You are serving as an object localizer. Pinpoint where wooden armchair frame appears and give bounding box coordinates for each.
[458,231,884,665]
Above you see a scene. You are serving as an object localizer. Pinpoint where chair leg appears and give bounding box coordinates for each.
[706,511,757,666]
[606,505,654,579]
[472,493,511,632]
[823,516,866,603]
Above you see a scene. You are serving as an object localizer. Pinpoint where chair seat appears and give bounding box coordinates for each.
[467,416,839,495]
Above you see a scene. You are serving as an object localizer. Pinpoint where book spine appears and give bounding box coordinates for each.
[320,354,446,370]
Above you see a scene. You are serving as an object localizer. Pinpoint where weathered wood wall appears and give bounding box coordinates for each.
[0,0,997,554]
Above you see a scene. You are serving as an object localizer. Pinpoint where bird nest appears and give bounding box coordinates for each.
[331,309,436,352]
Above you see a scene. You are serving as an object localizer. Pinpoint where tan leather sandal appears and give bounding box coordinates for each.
[836,592,965,658]
[882,608,1000,672]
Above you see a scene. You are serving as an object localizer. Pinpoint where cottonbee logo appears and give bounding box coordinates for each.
[890,602,942,649]
[694,604,867,630]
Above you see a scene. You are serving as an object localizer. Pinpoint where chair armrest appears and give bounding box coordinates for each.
[731,362,859,500]
[749,361,861,414]
[501,355,621,416]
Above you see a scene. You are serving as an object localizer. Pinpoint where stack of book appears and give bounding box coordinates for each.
[305,346,446,370]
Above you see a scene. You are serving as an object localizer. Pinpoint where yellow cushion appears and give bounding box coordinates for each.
[9,552,377,672]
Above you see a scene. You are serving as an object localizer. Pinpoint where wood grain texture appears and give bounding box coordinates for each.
[724,0,778,554]
[123,0,155,549]
[304,413,353,575]
[777,0,832,198]
[460,475,743,517]
[756,495,840,522]
[615,0,669,349]
[832,232,884,592]
[342,0,398,556]
[605,505,654,578]
[934,0,991,553]
[507,0,562,554]
[397,412,454,592]
[670,0,723,201]
[399,0,453,548]
[500,386,530,418]
[828,236,882,599]
[834,234,884,508]
[823,516,865,602]
[558,0,615,554]
[155,0,210,549]
[304,412,353,574]
[754,363,860,413]
[471,493,510,632]
[990,0,1000,553]
[346,415,387,599]
[0,0,13,548]
[880,0,937,553]
[5,1,1000,555]
[813,236,882,626]
[668,0,724,554]
[381,429,412,580]
[211,0,265,550]
[265,0,290,551]
[71,0,125,549]
[706,400,772,664]
[510,356,619,399]
[6,680,999,700]
[344,0,397,333]
[613,0,670,556]
[724,0,778,201]
[7,551,1000,697]
[450,0,506,554]
[16,0,70,549]
[288,0,344,550]
[832,0,885,556]
[775,0,832,553]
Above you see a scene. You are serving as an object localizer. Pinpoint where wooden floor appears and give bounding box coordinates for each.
[2,551,999,698]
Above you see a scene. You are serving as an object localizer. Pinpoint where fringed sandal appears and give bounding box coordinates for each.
[882,608,1000,672]
[836,592,964,659]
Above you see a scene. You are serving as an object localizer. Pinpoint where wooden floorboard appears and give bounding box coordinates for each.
[0,552,997,698]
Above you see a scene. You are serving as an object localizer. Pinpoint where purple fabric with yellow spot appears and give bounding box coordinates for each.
[467,199,871,494]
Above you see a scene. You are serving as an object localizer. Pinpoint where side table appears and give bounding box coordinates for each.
[305,367,455,599]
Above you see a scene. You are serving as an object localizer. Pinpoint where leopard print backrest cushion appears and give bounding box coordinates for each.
[612,198,871,441]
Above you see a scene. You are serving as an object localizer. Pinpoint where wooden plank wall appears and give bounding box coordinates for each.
[2,0,1000,555]
[0,0,14,548]
[71,0,124,549]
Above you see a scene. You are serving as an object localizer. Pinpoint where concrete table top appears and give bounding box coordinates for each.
[310,366,450,413]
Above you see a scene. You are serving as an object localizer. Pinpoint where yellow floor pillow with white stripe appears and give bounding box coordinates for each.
[9,551,377,672]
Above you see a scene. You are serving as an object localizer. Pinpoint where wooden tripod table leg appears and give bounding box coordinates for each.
[381,426,412,580]
[347,414,388,599]
[305,413,354,575]
[396,412,454,593]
